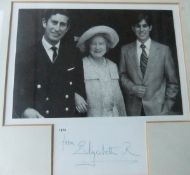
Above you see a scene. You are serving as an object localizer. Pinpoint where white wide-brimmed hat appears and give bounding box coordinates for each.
[76,25,119,52]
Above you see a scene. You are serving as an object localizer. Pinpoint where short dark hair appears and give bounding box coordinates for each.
[43,9,70,24]
[132,12,152,27]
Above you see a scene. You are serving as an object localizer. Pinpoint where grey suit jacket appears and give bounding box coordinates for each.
[119,40,179,116]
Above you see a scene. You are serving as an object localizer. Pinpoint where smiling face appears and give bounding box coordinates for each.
[42,13,69,45]
[132,19,152,43]
[89,35,108,59]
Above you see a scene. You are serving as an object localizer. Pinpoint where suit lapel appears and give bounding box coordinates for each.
[37,41,53,65]
[129,42,143,80]
[143,40,159,82]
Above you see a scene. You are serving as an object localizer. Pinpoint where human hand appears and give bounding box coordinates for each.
[75,93,87,113]
[22,108,44,118]
[131,85,146,98]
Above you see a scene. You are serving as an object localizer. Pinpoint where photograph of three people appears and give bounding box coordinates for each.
[4,2,189,123]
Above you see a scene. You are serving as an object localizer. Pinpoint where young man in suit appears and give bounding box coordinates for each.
[119,12,179,116]
[13,9,87,118]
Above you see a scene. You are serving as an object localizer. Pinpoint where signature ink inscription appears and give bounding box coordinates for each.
[61,135,141,166]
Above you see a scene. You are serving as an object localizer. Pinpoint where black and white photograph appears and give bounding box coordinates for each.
[4,2,189,124]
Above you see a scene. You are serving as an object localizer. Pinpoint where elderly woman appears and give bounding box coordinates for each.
[76,25,126,117]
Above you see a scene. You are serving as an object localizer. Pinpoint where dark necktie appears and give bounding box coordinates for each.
[140,44,148,77]
[51,46,57,62]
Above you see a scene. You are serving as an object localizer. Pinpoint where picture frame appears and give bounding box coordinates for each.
[2,1,190,175]
[146,121,190,175]
[0,124,53,175]
[4,1,189,125]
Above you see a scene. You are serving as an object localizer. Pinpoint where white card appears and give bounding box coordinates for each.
[53,118,146,175]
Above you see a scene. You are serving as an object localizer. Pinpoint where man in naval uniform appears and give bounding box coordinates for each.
[13,9,87,118]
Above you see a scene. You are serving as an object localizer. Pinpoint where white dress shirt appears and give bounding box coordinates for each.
[136,38,151,66]
[42,36,60,63]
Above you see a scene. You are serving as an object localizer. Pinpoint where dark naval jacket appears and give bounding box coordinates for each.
[13,38,86,118]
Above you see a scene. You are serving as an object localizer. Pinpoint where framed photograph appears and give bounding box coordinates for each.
[3,2,190,175]
[4,1,189,124]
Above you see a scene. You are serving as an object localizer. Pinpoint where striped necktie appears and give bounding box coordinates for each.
[140,44,148,77]
[51,46,58,62]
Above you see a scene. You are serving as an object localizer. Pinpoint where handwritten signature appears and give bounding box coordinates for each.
[62,135,140,166]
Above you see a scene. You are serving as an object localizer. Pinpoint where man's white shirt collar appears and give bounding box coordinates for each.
[137,38,151,52]
[42,36,60,62]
